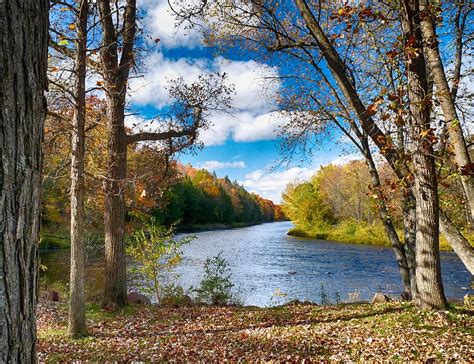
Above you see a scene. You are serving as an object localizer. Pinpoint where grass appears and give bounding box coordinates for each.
[288,220,473,251]
[39,230,71,250]
[37,300,474,362]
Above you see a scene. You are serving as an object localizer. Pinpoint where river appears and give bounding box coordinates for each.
[41,221,472,306]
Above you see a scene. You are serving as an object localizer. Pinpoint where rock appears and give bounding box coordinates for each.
[464,294,473,308]
[47,290,60,302]
[371,292,392,304]
[284,299,317,306]
[127,291,151,305]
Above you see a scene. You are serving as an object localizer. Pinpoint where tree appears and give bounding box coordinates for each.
[418,0,474,274]
[0,0,49,360]
[68,0,88,337]
[400,0,447,309]
[97,0,233,308]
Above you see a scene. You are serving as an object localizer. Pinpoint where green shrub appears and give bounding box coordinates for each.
[194,252,235,305]
[159,283,193,307]
[126,218,194,302]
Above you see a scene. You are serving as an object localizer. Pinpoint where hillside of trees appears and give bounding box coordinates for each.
[41,112,284,238]
[155,165,285,228]
[283,160,473,249]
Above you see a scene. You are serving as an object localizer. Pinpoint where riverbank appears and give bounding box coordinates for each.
[177,221,281,233]
[37,301,473,361]
[287,221,472,251]
[39,221,280,250]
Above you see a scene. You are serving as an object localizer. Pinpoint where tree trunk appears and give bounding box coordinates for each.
[361,138,413,298]
[401,0,447,309]
[68,0,88,337]
[295,0,423,299]
[439,210,474,274]
[97,0,136,308]
[402,196,418,300]
[0,0,48,361]
[419,0,474,223]
[102,95,128,308]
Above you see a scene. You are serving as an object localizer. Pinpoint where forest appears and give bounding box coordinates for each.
[1,0,473,362]
[42,114,284,243]
[283,160,472,249]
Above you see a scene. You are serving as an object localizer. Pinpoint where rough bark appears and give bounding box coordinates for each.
[102,94,128,308]
[439,211,474,274]
[419,0,474,224]
[0,0,48,361]
[401,0,447,309]
[402,196,418,300]
[68,0,88,337]
[98,0,136,308]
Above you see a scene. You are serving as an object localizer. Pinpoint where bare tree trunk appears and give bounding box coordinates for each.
[419,0,474,223]
[361,138,413,298]
[401,0,447,310]
[68,0,88,337]
[0,0,48,361]
[102,95,128,308]
[439,210,474,274]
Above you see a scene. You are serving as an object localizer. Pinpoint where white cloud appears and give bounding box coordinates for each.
[242,167,315,203]
[140,0,203,49]
[129,52,209,108]
[129,53,283,146]
[197,110,286,146]
[199,160,246,170]
[329,153,361,166]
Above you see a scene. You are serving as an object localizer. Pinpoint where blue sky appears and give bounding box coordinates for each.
[126,0,355,202]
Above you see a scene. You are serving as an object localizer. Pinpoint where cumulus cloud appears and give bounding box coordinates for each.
[241,153,364,203]
[129,2,284,145]
[140,0,203,48]
[129,53,209,108]
[197,111,286,146]
[129,53,283,145]
[199,160,246,171]
[242,167,315,203]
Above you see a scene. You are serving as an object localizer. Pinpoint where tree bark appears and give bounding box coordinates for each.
[98,0,136,308]
[0,0,48,361]
[401,0,447,309]
[102,94,128,308]
[68,0,88,336]
[439,210,474,274]
[402,196,418,300]
[419,0,474,224]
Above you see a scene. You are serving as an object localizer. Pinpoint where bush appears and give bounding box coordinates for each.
[194,253,235,305]
[126,218,194,302]
[159,283,193,307]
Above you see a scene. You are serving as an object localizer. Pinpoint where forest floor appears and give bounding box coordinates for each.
[37,301,473,362]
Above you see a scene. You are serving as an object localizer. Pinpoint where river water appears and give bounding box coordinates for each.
[41,221,472,306]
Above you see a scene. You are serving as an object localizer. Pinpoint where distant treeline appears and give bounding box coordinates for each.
[282,160,471,250]
[154,165,285,227]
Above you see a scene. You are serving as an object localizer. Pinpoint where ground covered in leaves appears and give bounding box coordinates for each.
[37,301,473,362]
